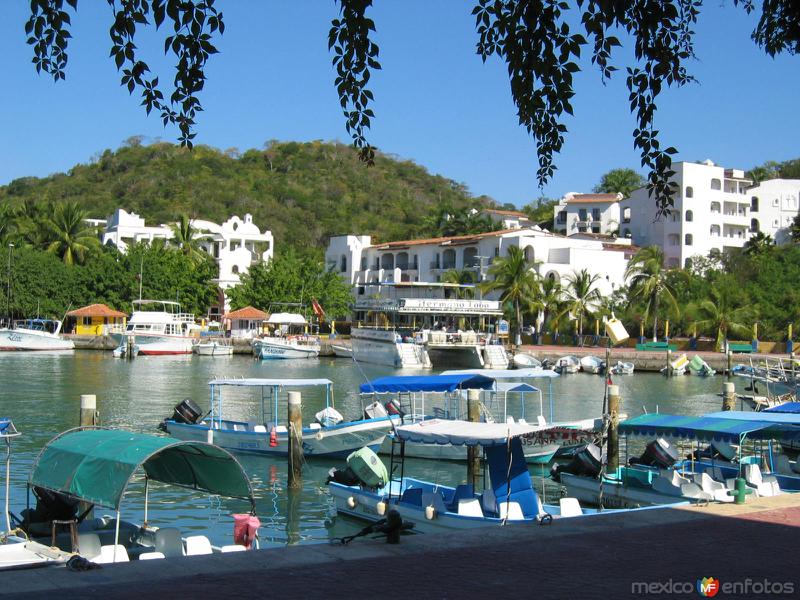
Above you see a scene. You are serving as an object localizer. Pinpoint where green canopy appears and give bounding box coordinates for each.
[29,428,255,510]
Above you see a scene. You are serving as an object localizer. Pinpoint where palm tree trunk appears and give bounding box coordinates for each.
[652,293,660,342]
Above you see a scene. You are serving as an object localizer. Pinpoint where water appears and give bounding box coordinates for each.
[0,352,729,546]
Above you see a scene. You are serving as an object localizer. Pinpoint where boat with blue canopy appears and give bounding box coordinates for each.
[164,378,396,457]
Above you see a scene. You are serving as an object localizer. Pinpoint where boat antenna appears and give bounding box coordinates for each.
[5,243,12,326]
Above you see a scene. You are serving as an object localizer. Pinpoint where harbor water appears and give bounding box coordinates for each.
[1,352,730,547]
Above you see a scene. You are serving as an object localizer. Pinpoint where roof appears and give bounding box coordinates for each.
[565,193,621,204]
[483,209,530,218]
[704,410,800,425]
[619,413,800,444]
[225,306,267,320]
[210,378,332,387]
[266,312,307,325]
[395,418,549,446]
[360,374,496,394]
[372,229,526,250]
[441,368,560,379]
[66,304,127,318]
[764,402,800,414]
[29,428,254,510]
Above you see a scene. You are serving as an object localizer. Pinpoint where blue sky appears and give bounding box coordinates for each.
[1,1,798,207]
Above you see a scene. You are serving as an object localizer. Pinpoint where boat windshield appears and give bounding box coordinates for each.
[13,319,58,333]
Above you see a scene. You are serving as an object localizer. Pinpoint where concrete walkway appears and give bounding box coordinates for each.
[4,494,798,599]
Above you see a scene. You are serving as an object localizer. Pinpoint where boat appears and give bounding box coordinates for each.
[609,360,634,375]
[111,300,200,355]
[555,355,580,374]
[194,338,234,356]
[687,354,715,376]
[162,378,396,457]
[0,319,74,351]
[331,343,353,358]
[579,355,604,374]
[252,313,320,360]
[661,353,689,375]
[513,352,541,368]
[328,419,602,532]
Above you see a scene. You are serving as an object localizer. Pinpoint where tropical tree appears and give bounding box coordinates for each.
[0,203,16,245]
[538,276,565,336]
[790,214,800,244]
[441,269,477,299]
[44,202,99,266]
[625,246,680,341]
[170,214,206,264]
[558,269,602,338]
[593,168,646,198]
[743,231,774,257]
[480,246,539,345]
[687,285,756,352]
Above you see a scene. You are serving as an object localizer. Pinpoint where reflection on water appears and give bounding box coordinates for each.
[0,352,730,546]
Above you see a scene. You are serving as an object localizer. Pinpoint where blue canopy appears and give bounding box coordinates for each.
[360,374,496,394]
[619,413,800,444]
[704,410,800,426]
[764,402,800,414]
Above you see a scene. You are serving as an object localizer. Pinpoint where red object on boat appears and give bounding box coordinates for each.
[233,514,261,549]
[269,426,278,447]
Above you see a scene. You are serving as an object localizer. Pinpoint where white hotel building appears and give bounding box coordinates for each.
[553,193,623,236]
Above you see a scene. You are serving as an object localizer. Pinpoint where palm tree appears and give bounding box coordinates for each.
[743,231,774,256]
[441,269,477,299]
[44,202,99,265]
[687,286,755,352]
[558,269,602,338]
[480,246,539,345]
[170,214,206,263]
[625,246,679,341]
[539,276,565,336]
[0,203,17,245]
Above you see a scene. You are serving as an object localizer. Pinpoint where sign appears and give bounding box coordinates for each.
[354,299,400,311]
[398,298,502,315]
[497,320,509,335]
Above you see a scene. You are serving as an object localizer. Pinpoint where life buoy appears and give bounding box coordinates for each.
[269,427,278,447]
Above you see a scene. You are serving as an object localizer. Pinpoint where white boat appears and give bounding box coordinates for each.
[111,300,199,355]
[579,355,604,374]
[513,352,541,368]
[661,353,689,375]
[610,360,635,375]
[331,343,353,358]
[555,355,580,374]
[253,313,320,360]
[194,338,234,356]
[162,378,396,457]
[0,319,74,351]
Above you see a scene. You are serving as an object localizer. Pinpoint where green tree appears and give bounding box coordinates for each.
[538,276,565,336]
[625,246,679,341]
[441,269,477,299]
[480,246,539,345]
[558,269,602,337]
[790,214,800,244]
[44,202,100,266]
[521,197,558,228]
[593,168,646,198]
[170,214,206,264]
[687,284,756,352]
[743,231,774,257]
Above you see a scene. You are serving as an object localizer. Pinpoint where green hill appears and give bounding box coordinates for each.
[0,139,493,250]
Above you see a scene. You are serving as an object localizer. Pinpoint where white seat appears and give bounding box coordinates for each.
[221,544,247,553]
[457,498,484,518]
[559,497,583,517]
[185,535,213,556]
[139,551,165,560]
[693,472,732,503]
[154,527,185,558]
[537,415,547,428]
[96,545,130,564]
[274,425,288,434]
[77,533,102,560]
[745,464,781,497]
[308,423,322,430]
[253,425,267,433]
[498,501,525,521]
[517,418,528,425]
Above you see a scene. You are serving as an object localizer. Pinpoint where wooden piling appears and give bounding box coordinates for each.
[726,350,733,378]
[79,394,97,427]
[607,385,620,471]
[467,389,481,491]
[288,391,303,489]
[722,382,736,412]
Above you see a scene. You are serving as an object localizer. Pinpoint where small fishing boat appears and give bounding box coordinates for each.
[609,361,634,375]
[194,338,234,356]
[0,319,74,351]
[579,355,604,374]
[555,355,580,374]
[661,353,689,375]
[252,313,320,360]
[162,378,396,457]
[688,354,715,376]
[513,352,541,368]
[331,343,353,359]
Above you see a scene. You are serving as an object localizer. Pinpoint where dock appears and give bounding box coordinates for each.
[3,493,798,599]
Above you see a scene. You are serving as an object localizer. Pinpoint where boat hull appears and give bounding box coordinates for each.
[256,340,319,359]
[194,342,234,356]
[331,344,353,358]
[111,333,194,355]
[0,328,74,351]
[558,472,692,509]
[350,328,431,368]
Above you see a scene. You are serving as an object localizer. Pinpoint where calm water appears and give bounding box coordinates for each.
[0,352,733,546]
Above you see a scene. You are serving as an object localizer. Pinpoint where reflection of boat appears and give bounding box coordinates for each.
[0,319,74,351]
[194,338,234,356]
[163,378,395,457]
[252,313,320,360]
[610,361,634,375]
[579,355,604,374]
[331,344,353,358]
[513,353,541,368]
[111,300,199,355]
[555,356,580,374]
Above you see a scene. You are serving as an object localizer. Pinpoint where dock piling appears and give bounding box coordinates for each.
[288,391,303,489]
[79,394,97,427]
[467,389,481,491]
[722,382,736,412]
[607,385,620,471]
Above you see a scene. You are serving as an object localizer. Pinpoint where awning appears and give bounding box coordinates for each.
[763,402,800,415]
[494,382,539,393]
[29,429,255,510]
[704,410,800,425]
[360,374,496,394]
[266,313,307,325]
[210,378,332,387]
[395,419,548,446]
[619,413,800,444]
[441,368,560,379]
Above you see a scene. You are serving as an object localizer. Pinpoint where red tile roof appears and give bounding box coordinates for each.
[565,193,620,204]
[484,209,530,218]
[66,304,127,318]
[225,306,267,320]
[374,229,524,249]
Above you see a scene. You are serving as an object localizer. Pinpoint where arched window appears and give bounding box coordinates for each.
[685,186,694,198]
[380,253,394,270]
[622,207,631,223]
[685,210,693,222]
[685,233,693,246]
[750,196,759,212]
[442,248,456,269]
[232,265,240,275]
[750,218,760,233]
[546,271,558,281]
[710,202,721,214]
[463,247,478,268]
[360,255,367,270]
[340,255,347,272]
[523,246,533,262]
[684,258,692,269]
[710,178,721,190]
[710,225,720,237]
[396,252,409,270]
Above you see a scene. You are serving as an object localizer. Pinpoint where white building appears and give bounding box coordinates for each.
[101,209,273,316]
[621,160,800,268]
[553,193,622,236]
[481,208,533,229]
[326,227,634,305]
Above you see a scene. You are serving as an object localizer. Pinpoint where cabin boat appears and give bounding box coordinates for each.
[111,300,199,355]
[661,353,689,375]
[609,361,635,375]
[0,319,74,351]
[162,378,396,457]
[7,427,258,567]
[252,313,320,360]
[328,419,601,533]
[579,355,604,374]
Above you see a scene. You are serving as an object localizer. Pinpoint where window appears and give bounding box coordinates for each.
[463,247,478,268]
[556,210,567,224]
[340,255,347,272]
[494,246,500,257]
[668,233,680,246]
[360,256,367,270]
[684,258,692,269]
[751,196,759,212]
[578,208,587,221]
[591,225,601,233]
[773,219,780,227]
[710,202,721,214]
[750,219,760,233]
[773,198,779,207]
[232,265,239,275]
[685,210,693,222]
[523,246,533,262]
[591,208,601,221]
[396,252,409,270]
[82,316,92,326]
[442,248,456,269]
[622,207,631,223]
[710,178,721,190]
[671,212,679,222]
[685,234,693,246]
[685,186,693,198]
[710,225,720,237]
[380,253,394,270]
[578,226,587,233]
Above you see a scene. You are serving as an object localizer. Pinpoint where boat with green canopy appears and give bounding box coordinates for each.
[17,427,258,564]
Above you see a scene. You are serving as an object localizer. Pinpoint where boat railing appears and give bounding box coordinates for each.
[425,331,487,346]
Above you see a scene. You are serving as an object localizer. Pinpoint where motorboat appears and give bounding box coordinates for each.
[111,300,199,355]
[555,355,580,374]
[0,319,74,351]
[609,361,634,375]
[162,378,396,457]
[661,353,689,375]
[328,420,602,533]
[513,353,541,368]
[579,355,604,374]
[252,313,320,359]
[194,338,234,356]
[688,355,715,376]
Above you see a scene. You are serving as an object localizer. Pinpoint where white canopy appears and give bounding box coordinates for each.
[267,313,307,325]
[494,382,539,393]
[441,368,560,379]
[394,419,551,447]
[209,378,332,387]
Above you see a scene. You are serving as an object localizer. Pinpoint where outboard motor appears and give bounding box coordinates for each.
[551,443,604,482]
[384,399,406,418]
[629,438,678,469]
[159,398,203,432]
[364,401,388,420]
[326,447,389,490]
[686,440,737,463]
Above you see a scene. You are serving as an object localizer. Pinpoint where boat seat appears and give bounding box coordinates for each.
[274,425,288,434]
[559,497,583,518]
[481,488,498,515]
[498,501,526,521]
[154,527,185,558]
[139,551,166,560]
[97,544,130,564]
[517,419,528,425]
[308,423,322,430]
[449,484,474,510]
[693,473,732,502]
[185,535,213,556]
[77,532,102,560]
[457,498,484,518]
[745,464,781,497]
[221,544,247,553]
[253,425,267,433]
[537,415,547,428]
[506,416,515,424]
[421,492,448,516]
[400,487,424,507]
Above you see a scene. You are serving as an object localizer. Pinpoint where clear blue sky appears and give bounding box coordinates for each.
[1,1,798,207]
